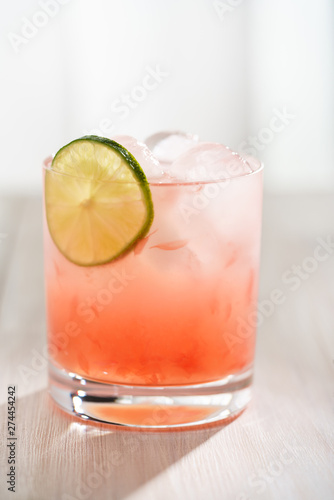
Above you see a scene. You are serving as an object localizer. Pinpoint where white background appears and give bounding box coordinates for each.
[1,0,334,193]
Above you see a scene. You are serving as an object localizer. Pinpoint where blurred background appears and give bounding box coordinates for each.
[1,0,334,194]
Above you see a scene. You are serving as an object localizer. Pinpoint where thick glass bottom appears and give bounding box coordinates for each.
[49,363,253,429]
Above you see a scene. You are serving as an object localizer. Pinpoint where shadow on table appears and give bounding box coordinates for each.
[12,388,242,500]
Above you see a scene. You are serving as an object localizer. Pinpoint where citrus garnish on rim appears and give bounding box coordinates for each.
[45,136,154,266]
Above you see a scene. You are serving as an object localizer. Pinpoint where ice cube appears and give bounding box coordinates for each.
[145,131,199,165]
[168,142,253,182]
[112,135,164,180]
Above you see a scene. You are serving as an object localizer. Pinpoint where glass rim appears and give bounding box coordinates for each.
[42,156,263,187]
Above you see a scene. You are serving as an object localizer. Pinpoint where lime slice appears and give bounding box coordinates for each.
[45,135,153,266]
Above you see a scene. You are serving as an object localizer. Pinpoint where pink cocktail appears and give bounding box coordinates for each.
[44,134,263,428]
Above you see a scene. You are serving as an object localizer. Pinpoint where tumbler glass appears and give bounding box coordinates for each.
[43,150,263,429]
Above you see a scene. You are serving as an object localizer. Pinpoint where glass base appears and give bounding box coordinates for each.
[49,363,253,429]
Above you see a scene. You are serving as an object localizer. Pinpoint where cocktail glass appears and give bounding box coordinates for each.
[43,139,263,429]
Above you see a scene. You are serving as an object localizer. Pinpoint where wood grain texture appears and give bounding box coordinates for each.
[0,193,333,500]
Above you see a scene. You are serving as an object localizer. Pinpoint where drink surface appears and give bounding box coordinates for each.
[44,167,263,386]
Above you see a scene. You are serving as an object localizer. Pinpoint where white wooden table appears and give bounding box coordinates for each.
[0,193,333,500]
